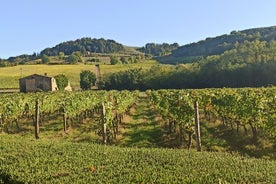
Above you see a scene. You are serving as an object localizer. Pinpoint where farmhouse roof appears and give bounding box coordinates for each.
[19,74,53,80]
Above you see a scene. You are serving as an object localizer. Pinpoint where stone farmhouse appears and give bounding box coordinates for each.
[19,74,58,93]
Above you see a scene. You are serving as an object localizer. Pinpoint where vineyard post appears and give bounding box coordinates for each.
[34,99,40,139]
[63,106,67,133]
[0,118,2,133]
[194,101,201,151]
[101,103,107,145]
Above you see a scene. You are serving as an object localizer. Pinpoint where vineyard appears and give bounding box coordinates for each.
[147,88,276,149]
[1,88,276,147]
[0,90,139,143]
[1,88,276,182]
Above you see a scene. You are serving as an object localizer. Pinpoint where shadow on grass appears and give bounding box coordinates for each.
[201,122,275,159]
[42,120,63,132]
[123,122,163,148]
[0,172,24,184]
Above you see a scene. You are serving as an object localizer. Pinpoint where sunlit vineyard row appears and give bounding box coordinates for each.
[147,87,276,145]
[0,90,139,142]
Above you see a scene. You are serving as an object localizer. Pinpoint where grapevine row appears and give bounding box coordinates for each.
[146,88,276,146]
[0,90,139,143]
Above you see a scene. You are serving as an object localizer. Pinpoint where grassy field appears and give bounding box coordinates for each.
[0,60,157,89]
[1,134,276,183]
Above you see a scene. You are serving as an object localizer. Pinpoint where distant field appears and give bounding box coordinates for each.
[0,60,157,89]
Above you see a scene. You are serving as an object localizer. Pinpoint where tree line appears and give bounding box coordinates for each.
[138,43,179,57]
[102,61,276,90]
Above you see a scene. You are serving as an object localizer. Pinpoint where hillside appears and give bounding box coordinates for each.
[0,60,157,89]
[4,26,276,64]
[159,26,276,64]
[5,38,147,65]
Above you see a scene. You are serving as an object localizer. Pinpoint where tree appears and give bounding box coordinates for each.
[110,56,119,65]
[103,68,145,90]
[120,56,128,64]
[54,74,69,90]
[268,40,276,61]
[58,52,65,60]
[80,70,96,90]
[67,54,79,64]
[0,60,9,67]
[41,54,51,64]
[66,52,83,64]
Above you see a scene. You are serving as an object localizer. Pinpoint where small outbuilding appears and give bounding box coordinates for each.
[19,73,58,93]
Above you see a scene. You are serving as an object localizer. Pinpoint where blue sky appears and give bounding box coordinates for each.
[1,0,276,59]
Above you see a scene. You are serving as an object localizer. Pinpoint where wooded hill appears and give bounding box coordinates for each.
[5,38,145,64]
[40,38,125,56]
[36,39,179,58]
[160,26,276,64]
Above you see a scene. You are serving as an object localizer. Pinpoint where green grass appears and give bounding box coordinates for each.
[1,134,276,184]
[120,93,164,147]
[0,60,157,89]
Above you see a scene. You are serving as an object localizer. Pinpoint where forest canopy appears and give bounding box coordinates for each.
[138,43,179,56]
[40,38,125,56]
